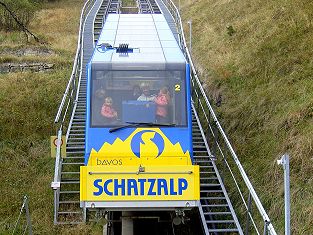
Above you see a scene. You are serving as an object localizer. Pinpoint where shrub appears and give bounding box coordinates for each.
[0,0,39,31]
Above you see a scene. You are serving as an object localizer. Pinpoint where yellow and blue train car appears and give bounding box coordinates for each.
[80,14,199,210]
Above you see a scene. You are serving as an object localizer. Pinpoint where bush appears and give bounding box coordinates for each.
[0,0,40,31]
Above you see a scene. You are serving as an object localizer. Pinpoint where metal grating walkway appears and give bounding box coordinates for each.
[57,0,104,224]
[192,108,241,234]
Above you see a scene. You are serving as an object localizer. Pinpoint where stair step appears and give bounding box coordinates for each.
[62,162,84,165]
[201,204,228,208]
[73,118,86,121]
[69,132,85,135]
[200,190,223,193]
[67,137,85,141]
[72,121,86,124]
[66,151,85,154]
[60,191,79,194]
[69,133,85,136]
[200,183,221,187]
[70,126,86,129]
[201,197,226,200]
[204,211,232,215]
[56,221,83,225]
[59,200,80,204]
[60,181,80,184]
[61,177,80,181]
[67,146,85,150]
[58,211,82,214]
[193,145,206,148]
[64,156,85,159]
[196,161,213,164]
[206,220,235,224]
[200,176,218,179]
[67,142,85,146]
[207,228,239,233]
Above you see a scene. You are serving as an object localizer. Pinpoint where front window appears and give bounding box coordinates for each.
[90,70,187,127]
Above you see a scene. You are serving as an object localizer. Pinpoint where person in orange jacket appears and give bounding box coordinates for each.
[101,97,118,123]
[154,87,171,123]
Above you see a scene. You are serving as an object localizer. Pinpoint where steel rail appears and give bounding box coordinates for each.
[162,0,278,234]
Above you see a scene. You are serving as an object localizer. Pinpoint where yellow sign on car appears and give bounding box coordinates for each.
[80,165,200,201]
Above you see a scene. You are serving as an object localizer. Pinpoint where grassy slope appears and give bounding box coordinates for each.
[0,0,101,234]
[1,0,312,233]
[179,0,313,233]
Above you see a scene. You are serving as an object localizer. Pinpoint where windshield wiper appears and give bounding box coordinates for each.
[109,122,176,133]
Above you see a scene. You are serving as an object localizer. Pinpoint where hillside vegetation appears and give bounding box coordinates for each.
[179,0,313,233]
[1,0,312,234]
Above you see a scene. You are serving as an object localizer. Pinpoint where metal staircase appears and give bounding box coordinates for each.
[94,0,119,44]
[94,0,109,43]
[138,0,161,14]
[192,108,241,233]
[55,0,104,224]
[56,0,123,224]
[108,0,121,14]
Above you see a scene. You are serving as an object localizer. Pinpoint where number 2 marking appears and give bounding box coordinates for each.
[175,84,181,91]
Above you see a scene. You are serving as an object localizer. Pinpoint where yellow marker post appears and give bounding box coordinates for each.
[50,135,66,158]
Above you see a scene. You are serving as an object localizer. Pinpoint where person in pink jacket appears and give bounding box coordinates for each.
[101,97,117,123]
[154,87,171,123]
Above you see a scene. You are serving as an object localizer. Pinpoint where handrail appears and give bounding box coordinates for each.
[52,0,94,185]
[162,0,278,234]
[54,0,94,124]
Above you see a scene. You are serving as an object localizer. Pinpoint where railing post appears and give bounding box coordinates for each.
[221,141,228,183]
[277,154,291,235]
[187,20,192,53]
[212,121,218,157]
[205,125,210,150]
[24,196,33,235]
[197,94,200,113]
[53,190,58,224]
[51,129,62,224]
[245,193,252,235]
[263,220,269,235]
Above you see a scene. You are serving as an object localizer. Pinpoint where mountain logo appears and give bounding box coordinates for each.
[130,130,165,158]
[87,128,191,166]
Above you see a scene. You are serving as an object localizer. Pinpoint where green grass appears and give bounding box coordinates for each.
[1,0,312,233]
[178,0,313,233]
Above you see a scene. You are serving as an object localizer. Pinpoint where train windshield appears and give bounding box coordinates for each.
[90,70,187,127]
